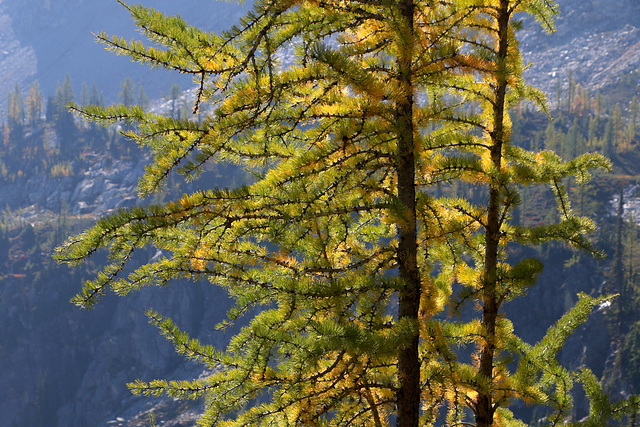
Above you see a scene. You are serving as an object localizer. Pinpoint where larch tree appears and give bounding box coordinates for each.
[26,81,44,126]
[7,82,25,127]
[55,0,639,425]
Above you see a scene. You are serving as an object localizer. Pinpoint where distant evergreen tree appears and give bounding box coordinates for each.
[588,115,599,149]
[137,85,149,111]
[80,82,90,106]
[119,77,136,107]
[89,83,105,107]
[60,73,75,106]
[544,120,560,154]
[52,74,77,157]
[25,81,44,126]
[5,83,25,149]
[45,95,55,123]
[566,117,586,159]
[613,105,624,149]
[596,92,604,118]
[166,83,181,118]
[7,83,25,127]
[629,96,638,143]
[568,69,576,111]
[603,118,614,158]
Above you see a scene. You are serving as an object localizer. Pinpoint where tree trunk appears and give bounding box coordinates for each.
[476,1,510,426]
[396,0,419,425]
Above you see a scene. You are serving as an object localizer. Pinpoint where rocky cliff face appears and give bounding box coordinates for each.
[55,281,230,427]
[0,247,233,427]
[522,0,640,98]
[0,155,144,216]
[0,4,37,110]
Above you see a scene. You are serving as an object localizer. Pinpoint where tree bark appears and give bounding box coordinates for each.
[396,0,420,425]
[476,1,510,426]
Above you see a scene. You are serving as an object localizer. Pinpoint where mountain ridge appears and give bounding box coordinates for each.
[2,0,640,111]
[0,0,252,104]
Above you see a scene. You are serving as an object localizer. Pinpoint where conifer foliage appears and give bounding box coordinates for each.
[55,0,639,425]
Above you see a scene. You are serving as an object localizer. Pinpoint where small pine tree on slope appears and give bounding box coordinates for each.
[55,0,640,425]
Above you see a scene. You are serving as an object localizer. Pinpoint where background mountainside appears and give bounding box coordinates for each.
[1,0,640,426]
[0,0,252,107]
[522,0,640,95]
[2,0,640,107]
